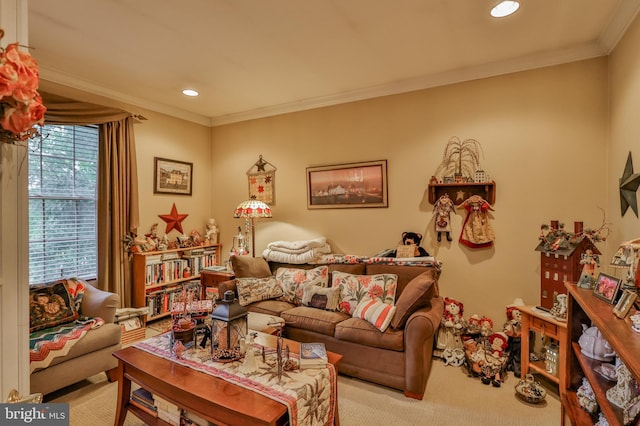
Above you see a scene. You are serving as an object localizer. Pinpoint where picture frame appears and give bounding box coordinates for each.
[613,289,638,319]
[306,160,388,209]
[154,157,193,195]
[593,272,622,304]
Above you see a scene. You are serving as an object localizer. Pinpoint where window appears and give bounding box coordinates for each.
[28,124,99,284]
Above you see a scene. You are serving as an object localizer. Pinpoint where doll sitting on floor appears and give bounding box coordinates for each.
[435,297,467,359]
[479,332,510,387]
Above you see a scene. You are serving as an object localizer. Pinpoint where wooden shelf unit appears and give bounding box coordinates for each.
[563,282,640,425]
[132,244,221,321]
[427,180,495,205]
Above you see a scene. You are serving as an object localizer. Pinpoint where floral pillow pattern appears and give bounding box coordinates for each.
[235,277,283,307]
[276,266,329,306]
[332,271,398,315]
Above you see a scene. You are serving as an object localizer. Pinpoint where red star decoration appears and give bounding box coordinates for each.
[158,203,188,234]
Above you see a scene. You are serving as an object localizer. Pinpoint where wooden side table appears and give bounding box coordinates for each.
[200,270,235,300]
[519,305,568,389]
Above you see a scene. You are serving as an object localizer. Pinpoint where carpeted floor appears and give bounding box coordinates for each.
[48,355,561,426]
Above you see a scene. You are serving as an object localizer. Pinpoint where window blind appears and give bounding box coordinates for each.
[28,124,99,284]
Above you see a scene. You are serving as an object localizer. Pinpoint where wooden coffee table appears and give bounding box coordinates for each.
[113,331,341,426]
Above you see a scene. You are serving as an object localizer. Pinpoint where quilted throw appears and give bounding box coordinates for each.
[29,317,105,373]
[135,333,337,426]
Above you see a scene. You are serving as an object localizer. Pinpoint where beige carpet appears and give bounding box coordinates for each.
[48,358,560,426]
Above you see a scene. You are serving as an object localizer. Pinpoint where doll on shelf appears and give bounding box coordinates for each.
[435,297,467,359]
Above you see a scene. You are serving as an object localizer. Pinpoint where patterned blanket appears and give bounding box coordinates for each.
[135,333,337,426]
[29,317,105,373]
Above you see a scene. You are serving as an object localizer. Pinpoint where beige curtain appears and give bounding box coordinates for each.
[44,98,140,307]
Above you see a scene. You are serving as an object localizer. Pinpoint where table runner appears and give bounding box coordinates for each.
[134,333,337,426]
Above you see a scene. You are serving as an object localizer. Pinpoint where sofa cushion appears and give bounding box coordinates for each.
[334,317,404,351]
[246,299,296,316]
[390,271,438,330]
[236,277,283,306]
[280,306,349,337]
[365,264,438,298]
[302,284,341,311]
[231,255,272,278]
[353,299,396,332]
[29,280,80,333]
[276,266,329,306]
[332,271,398,315]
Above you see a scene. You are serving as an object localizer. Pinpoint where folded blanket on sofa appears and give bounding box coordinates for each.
[262,247,331,264]
[266,237,330,254]
[29,317,105,373]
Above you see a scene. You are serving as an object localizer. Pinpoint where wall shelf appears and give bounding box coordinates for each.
[427,179,496,205]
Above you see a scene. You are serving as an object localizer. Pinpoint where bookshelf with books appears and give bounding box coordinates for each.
[132,244,221,321]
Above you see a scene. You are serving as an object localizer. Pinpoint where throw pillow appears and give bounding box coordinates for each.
[66,277,88,312]
[276,266,329,306]
[354,299,397,332]
[235,277,283,306]
[390,271,437,330]
[230,255,272,278]
[301,284,341,311]
[29,279,79,333]
[332,271,398,315]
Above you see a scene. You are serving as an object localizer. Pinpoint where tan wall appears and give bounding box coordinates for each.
[609,13,640,251]
[211,58,610,323]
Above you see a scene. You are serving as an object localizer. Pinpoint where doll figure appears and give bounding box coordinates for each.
[480,332,509,387]
[479,316,494,337]
[458,194,495,249]
[578,249,600,289]
[205,218,219,244]
[433,193,455,242]
[503,305,523,376]
[435,297,467,358]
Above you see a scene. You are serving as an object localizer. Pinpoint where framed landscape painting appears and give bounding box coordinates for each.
[154,157,193,195]
[306,160,388,209]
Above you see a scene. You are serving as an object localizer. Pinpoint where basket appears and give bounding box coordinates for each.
[515,374,547,404]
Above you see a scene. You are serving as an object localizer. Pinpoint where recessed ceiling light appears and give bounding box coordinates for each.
[491,1,520,18]
[182,89,199,97]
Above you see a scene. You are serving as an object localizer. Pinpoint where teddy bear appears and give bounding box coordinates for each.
[391,232,430,257]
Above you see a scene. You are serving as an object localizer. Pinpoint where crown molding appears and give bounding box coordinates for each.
[40,41,610,128]
[38,66,212,127]
[599,0,640,53]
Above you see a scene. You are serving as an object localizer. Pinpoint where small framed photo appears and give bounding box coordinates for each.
[593,273,622,304]
[613,290,638,319]
[154,157,193,195]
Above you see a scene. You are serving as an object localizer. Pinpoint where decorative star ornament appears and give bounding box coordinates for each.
[619,152,640,217]
[158,203,189,234]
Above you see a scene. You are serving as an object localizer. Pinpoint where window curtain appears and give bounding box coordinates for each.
[43,99,140,307]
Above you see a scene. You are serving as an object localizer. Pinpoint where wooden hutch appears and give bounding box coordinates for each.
[535,221,600,310]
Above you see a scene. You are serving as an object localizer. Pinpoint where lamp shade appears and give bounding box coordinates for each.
[233,199,272,218]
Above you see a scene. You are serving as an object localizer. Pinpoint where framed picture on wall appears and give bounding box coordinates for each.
[306,160,388,209]
[154,157,193,195]
[593,272,622,304]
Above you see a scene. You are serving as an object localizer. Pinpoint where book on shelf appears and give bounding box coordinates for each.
[299,342,328,368]
[131,388,156,412]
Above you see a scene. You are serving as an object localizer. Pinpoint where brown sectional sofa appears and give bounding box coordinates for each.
[222,257,444,400]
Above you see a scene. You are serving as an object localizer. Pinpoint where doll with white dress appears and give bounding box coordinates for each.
[435,297,467,359]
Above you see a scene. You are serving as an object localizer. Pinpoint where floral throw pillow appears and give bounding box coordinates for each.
[332,271,398,315]
[235,277,283,307]
[29,279,80,333]
[276,266,329,306]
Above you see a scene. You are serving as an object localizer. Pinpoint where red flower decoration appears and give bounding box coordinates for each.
[0,31,46,143]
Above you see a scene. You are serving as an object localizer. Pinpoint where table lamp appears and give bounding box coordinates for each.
[233,199,272,257]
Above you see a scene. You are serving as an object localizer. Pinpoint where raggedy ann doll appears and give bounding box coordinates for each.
[435,297,467,358]
[480,332,509,387]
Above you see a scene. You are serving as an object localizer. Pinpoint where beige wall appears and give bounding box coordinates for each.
[211,58,610,324]
[609,13,640,249]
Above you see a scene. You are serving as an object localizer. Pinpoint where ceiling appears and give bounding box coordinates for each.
[28,0,640,127]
